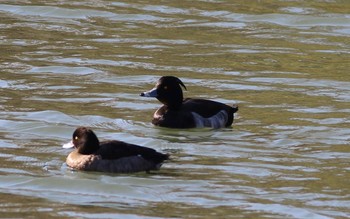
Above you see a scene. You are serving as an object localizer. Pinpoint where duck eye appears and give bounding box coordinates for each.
[74,136,79,140]
[163,86,168,90]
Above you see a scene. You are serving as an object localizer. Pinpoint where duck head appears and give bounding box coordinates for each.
[62,127,100,155]
[141,76,187,109]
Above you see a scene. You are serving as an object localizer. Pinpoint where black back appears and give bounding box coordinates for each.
[97,140,169,163]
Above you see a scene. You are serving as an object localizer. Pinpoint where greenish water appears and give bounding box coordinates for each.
[0,1,350,218]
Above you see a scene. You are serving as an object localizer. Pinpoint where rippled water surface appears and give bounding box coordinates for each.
[1,0,350,218]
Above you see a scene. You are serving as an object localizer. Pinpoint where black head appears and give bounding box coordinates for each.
[72,127,100,155]
[141,76,187,109]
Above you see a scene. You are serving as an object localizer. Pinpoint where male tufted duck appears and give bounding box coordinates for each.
[140,76,238,128]
[62,127,169,173]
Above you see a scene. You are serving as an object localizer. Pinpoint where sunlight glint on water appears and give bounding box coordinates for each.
[0,0,349,218]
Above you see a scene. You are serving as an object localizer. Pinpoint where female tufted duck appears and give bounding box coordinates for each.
[141,76,238,129]
[62,127,169,173]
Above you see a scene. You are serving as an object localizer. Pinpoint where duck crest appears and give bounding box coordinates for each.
[157,76,186,109]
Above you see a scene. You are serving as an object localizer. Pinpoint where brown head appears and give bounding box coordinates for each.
[72,127,100,155]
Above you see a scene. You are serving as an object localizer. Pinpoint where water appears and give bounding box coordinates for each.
[1,0,350,218]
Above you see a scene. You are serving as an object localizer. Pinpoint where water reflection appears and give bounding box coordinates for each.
[1,0,350,218]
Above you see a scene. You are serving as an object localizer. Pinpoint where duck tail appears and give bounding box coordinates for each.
[231,104,238,113]
[151,153,170,171]
[163,153,170,162]
[155,152,170,164]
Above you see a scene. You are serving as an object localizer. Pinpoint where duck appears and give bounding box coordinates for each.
[62,127,169,173]
[140,76,238,129]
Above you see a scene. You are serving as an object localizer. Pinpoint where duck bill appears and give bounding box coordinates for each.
[140,88,157,98]
[62,140,74,149]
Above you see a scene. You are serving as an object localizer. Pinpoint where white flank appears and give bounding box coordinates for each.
[191,110,228,128]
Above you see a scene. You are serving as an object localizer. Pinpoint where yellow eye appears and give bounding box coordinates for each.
[74,136,79,140]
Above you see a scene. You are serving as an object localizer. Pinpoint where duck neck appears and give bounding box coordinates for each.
[167,98,183,110]
[163,89,183,110]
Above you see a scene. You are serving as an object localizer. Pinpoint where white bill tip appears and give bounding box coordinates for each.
[62,141,74,149]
